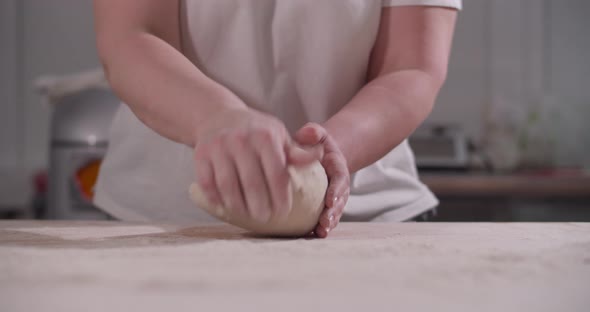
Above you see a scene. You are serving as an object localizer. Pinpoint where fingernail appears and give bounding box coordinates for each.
[333,196,339,204]
[325,227,331,233]
[329,214,334,221]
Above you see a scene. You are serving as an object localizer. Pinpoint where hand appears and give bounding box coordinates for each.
[294,123,350,238]
[193,109,317,223]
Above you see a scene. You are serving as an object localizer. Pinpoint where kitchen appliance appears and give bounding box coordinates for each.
[409,124,470,171]
[40,72,119,220]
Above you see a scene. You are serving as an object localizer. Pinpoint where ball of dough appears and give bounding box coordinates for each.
[189,161,328,237]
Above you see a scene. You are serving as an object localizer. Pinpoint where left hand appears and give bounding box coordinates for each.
[293,123,350,238]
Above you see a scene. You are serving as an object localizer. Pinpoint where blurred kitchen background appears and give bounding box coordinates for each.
[0,0,589,221]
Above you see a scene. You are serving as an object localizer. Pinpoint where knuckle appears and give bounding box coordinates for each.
[216,132,233,147]
[253,127,273,141]
[214,131,229,142]
[204,139,225,156]
[233,130,249,144]
[198,177,216,191]
[220,132,240,150]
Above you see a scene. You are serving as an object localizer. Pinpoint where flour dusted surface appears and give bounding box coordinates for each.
[1,222,589,312]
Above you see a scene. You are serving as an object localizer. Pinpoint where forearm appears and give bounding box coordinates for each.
[324,69,443,173]
[99,33,246,147]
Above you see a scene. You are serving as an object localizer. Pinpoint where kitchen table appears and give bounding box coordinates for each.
[421,174,590,198]
[1,221,589,312]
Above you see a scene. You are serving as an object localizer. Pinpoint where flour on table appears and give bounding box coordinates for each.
[12,226,165,240]
[1,223,590,312]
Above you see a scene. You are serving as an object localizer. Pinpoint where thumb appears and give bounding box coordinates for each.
[287,144,323,166]
[294,122,327,146]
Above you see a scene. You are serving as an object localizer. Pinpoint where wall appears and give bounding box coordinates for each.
[0,0,26,208]
[0,0,20,172]
[428,0,488,141]
[0,0,99,207]
[20,0,100,171]
[427,0,589,168]
[546,0,590,166]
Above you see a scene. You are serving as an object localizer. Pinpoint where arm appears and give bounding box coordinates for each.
[323,6,458,173]
[93,0,246,147]
[94,0,316,223]
[294,6,457,237]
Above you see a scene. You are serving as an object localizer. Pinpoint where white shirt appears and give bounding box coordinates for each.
[95,0,462,224]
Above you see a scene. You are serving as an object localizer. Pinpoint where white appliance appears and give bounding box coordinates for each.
[37,70,119,219]
[409,124,470,171]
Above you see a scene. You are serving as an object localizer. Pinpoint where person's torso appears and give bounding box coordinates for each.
[180,0,383,132]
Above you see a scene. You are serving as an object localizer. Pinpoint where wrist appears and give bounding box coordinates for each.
[191,105,249,147]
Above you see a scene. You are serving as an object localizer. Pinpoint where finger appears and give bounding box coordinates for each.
[319,174,349,229]
[318,203,340,230]
[325,176,348,209]
[318,207,335,230]
[323,154,349,208]
[229,133,272,223]
[317,200,345,235]
[194,156,222,207]
[211,141,247,218]
[317,196,343,235]
[315,223,329,238]
[330,198,347,230]
[251,129,292,221]
[287,144,323,166]
[294,123,327,146]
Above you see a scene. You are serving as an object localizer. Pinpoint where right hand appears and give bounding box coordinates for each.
[193,108,320,223]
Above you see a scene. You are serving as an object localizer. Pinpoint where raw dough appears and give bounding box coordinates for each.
[189,161,328,236]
